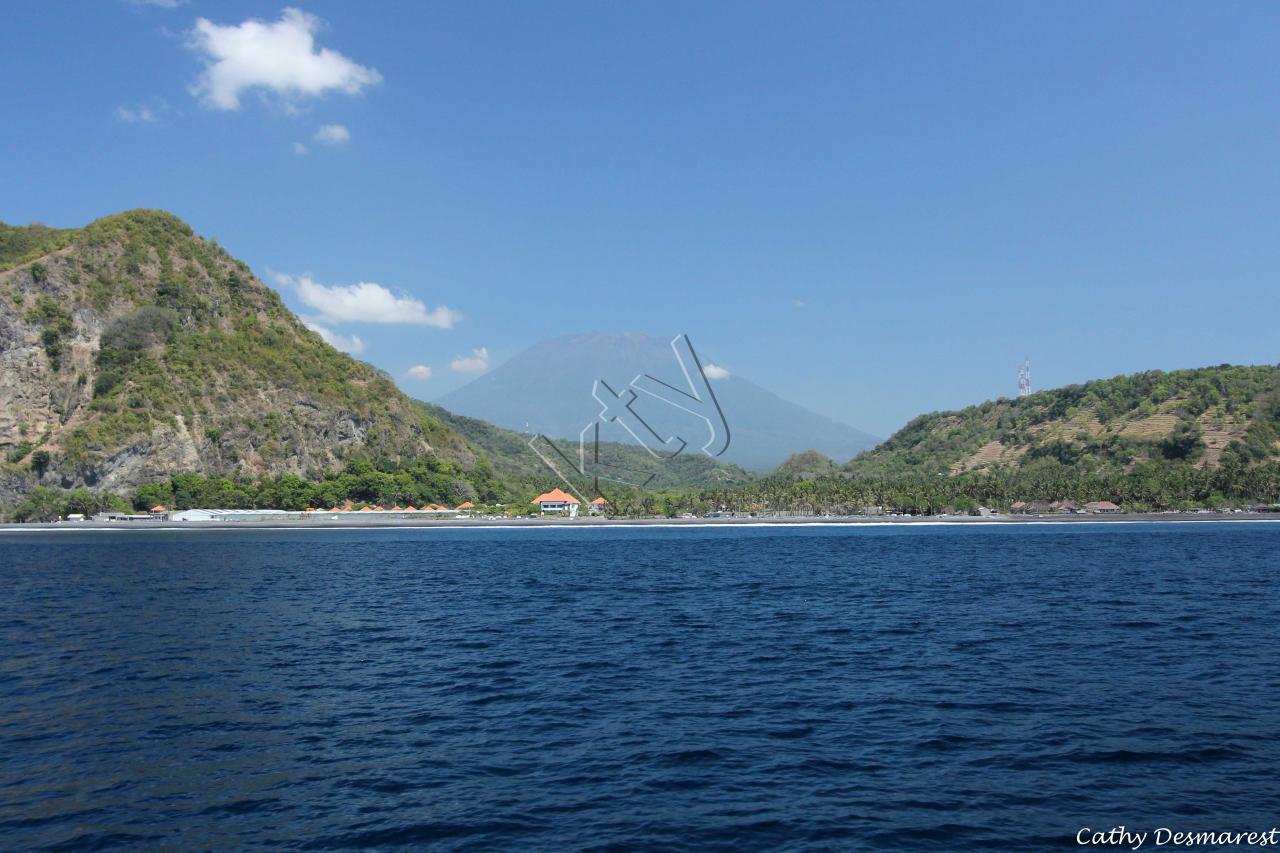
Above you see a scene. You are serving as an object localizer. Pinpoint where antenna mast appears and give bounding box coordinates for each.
[1018,359,1032,398]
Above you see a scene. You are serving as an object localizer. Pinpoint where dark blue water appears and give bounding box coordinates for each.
[2,522,1279,851]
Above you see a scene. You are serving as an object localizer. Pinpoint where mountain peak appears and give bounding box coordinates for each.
[437,333,879,470]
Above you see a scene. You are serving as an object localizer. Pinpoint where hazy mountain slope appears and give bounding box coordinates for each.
[845,364,1280,477]
[436,332,879,470]
[0,210,481,503]
[419,401,753,492]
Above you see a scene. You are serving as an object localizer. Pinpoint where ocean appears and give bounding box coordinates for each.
[2,522,1278,850]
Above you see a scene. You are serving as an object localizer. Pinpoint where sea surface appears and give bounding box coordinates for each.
[2,522,1279,851]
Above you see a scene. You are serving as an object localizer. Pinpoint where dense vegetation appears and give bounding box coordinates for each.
[845,364,1280,476]
[569,459,1280,518]
[0,221,79,271]
[9,456,503,521]
[132,455,500,512]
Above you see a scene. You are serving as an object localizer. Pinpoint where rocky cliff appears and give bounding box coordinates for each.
[0,210,477,502]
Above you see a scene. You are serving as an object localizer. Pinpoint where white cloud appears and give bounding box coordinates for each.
[703,363,731,380]
[312,123,350,144]
[793,299,806,309]
[292,141,309,155]
[303,319,365,354]
[407,365,434,381]
[450,347,489,374]
[188,8,382,111]
[275,273,461,328]
[115,105,158,123]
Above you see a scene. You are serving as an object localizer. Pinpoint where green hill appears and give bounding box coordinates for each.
[845,364,1280,477]
[0,210,492,516]
[720,365,1280,516]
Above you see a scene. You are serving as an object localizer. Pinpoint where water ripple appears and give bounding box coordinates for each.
[2,523,1279,850]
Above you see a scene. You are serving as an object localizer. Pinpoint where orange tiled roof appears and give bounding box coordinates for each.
[531,488,580,505]
[456,501,474,509]
[150,505,167,512]
[590,497,608,505]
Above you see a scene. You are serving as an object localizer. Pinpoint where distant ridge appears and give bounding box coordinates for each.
[436,333,879,471]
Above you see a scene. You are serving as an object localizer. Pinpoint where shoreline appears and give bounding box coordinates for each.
[1,511,1276,533]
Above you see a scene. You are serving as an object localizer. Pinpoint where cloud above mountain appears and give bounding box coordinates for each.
[188,8,381,111]
[450,347,489,373]
[275,273,461,328]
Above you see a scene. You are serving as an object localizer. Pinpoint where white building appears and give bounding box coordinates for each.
[531,488,580,518]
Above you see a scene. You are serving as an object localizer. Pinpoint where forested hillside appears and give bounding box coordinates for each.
[0,210,494,517]
[845,365,1280,476]
[719,365,1280,515]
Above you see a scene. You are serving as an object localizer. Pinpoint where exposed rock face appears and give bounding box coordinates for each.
[0,210,475,503]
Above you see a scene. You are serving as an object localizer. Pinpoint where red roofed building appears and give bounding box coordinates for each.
[1085,500,1121,514]
[456,501,474,510]
[532,488,580,517]
[589,497,609,515]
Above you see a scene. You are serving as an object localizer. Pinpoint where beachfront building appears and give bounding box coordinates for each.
[588,497,608,515]
[1085,501,1121,514]
[532,488,580,517]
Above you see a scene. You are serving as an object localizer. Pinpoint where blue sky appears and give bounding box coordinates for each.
[2,1,1278,436]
